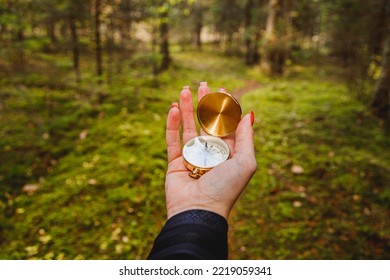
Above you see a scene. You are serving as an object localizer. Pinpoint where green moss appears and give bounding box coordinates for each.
[1,50,389,259]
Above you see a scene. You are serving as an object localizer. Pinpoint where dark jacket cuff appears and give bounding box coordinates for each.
[148,209,228,260]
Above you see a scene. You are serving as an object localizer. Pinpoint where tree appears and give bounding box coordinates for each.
[68,15,81,82]
[210,0,242,54]
[290,0,322,49]
[372,35,390,124]
[151,0,197,72]
[260,0,293,75]
[94,0,103,80]
[118,0,133,43]
[159,3,170,72]
[1,0,32,71]
[36,0,65,47]
[323,0,390,102]
[325,0,390,69]
[64,0,91,82]
[261,0,278,74]
[244,0,263,65]
[192,0,204,50]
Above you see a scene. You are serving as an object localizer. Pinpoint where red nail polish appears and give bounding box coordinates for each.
[250,111,254,126]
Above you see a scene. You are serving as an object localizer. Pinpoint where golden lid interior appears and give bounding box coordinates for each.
[197,90,242,137]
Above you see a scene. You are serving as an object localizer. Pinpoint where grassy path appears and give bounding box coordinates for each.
[1,51,389,259]
[232,80,262,101]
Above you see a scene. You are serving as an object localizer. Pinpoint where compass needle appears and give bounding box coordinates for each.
[184,135,229,170]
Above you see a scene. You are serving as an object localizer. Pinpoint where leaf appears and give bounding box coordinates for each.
[22,184,40,194]
[293,201,302,208]
[291,165,304,174]
[88,179,97,185]
[79,130,88,140]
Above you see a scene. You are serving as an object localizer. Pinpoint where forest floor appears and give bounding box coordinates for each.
[0,49,389,259]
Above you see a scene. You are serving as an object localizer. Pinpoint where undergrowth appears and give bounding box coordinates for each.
[0,50,389,259]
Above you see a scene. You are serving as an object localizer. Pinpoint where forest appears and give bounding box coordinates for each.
[0,0,389,259]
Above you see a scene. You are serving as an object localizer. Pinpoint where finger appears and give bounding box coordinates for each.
[223,134,235,156]
[198,81,210,102]
[180,86,198,143]
[166,105,182,163]
[198,82,211,136]
[233,114,255,160]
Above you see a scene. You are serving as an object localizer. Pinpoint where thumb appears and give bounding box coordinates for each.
[233,114,257,172]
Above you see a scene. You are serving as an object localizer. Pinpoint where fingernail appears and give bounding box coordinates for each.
[250,111,255,126]
[218,87,227,93]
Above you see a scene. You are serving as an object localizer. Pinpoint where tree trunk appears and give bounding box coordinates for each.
[120,0,132,43]
[265,0,277,41]
[60,22,68,38]
[261,0,289,75]
[260,0,278,73]
[371,0,389,55]
[193,2,203,50]
[372,36,390,123]
[244,0,254,65]
[159,9,171,72]
[13,27,25,72]
[106,13,118,84]
[46,23,57,44]
[253,31,261,64]
[151,26,159,75]
[0,21,6,40]
[95,0,103,81]
[69,17,81,82]
[225,32,233,54]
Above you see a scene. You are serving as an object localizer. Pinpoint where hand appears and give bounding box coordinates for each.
[165,83,257,220]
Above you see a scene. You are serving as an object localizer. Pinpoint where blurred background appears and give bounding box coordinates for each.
[0,0,389,259]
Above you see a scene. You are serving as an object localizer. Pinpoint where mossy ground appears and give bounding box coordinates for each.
[0,50,389,259]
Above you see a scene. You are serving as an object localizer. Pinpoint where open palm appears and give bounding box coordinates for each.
[164,83,257,219]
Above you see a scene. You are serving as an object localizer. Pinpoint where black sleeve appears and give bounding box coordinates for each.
[148,209,228,260]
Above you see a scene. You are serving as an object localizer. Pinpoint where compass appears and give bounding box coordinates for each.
[182,88,242,179]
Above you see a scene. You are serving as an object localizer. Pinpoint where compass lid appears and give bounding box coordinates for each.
[197,89,242,137]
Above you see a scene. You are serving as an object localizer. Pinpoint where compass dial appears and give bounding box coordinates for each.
[183,136,229,169]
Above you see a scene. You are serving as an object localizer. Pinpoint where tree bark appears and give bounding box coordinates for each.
[95,0,103,81]
[193,2,203,50]
[371,0,389,55]
[46,23,57,44]
[159,9,171,72]
[69,17,81,82]
[253,31,261,64]
[120,0,132,43]
[265,0,277,39]
[260,0,278,73]
[12,0,25,72]
[372,36,390,123]
[244,0,254,65]
[261,0,289,75]
[106,12,115,84]
[13,28,25,72]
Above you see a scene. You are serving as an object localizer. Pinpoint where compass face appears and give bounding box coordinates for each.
[183,136,229,169]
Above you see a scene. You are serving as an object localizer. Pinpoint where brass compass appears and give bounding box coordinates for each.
[182,88,242,178]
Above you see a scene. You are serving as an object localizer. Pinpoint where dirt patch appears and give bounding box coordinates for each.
[231,80,262,101]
